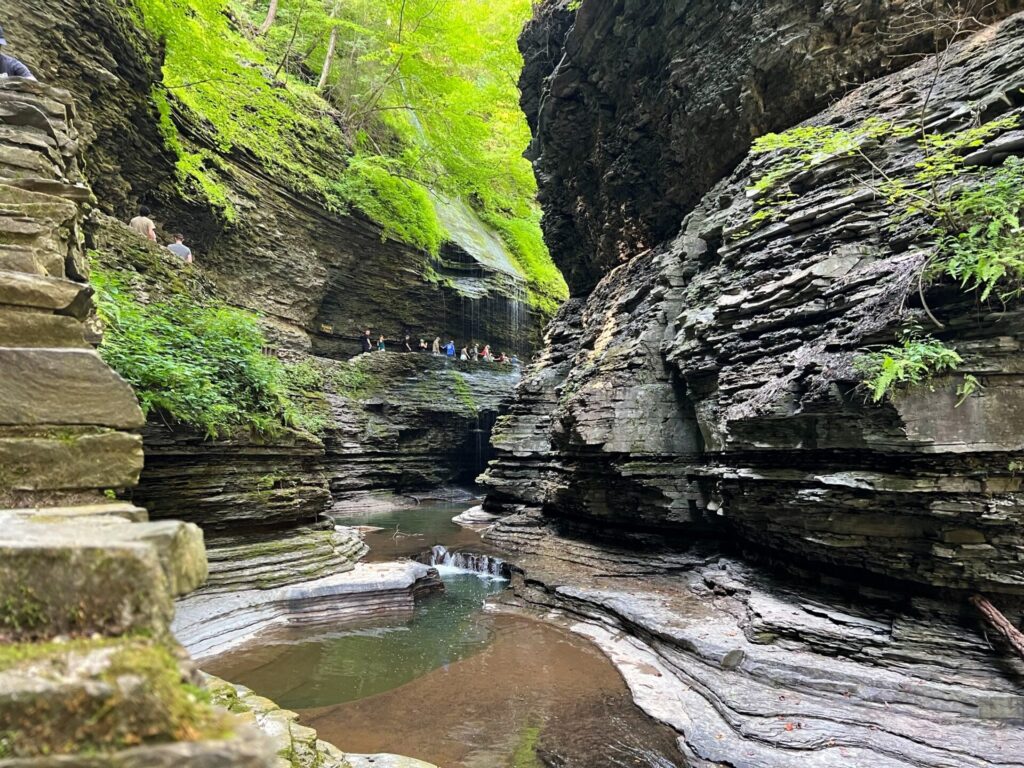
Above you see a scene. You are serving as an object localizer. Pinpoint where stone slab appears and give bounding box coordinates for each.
[0,430,143,492]
[0,348,144,428]
[0,538,172,639]
[0,309,87,348]
[0,271,85,312]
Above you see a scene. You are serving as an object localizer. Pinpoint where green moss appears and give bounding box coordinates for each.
[152,87,237,222]
[450,371,478,414]
[0,639,233,758]
[0,587,48,637]
[511,724,543,768]
[328,359,379,400]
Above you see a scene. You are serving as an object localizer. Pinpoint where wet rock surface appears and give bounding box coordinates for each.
[487,515,1024,767]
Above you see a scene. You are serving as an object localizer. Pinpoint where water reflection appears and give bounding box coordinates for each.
[202,500,686,767]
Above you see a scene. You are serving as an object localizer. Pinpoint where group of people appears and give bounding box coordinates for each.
[128,206,195,264]
[359,329,518,365]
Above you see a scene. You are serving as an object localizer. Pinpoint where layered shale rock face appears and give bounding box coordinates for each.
[486,7,1024,765]
[524,0,1024,294]
[0,78,261,768]
[487,517,1024,768]
[490,3,1024,594]
[0,77,435,768]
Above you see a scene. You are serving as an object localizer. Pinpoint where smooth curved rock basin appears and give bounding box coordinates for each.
[203,502,687,767]
[173,561,442,659]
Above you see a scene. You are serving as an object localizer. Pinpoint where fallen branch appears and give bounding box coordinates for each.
[970,593,1024,660]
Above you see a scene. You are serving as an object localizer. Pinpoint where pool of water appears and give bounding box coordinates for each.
[202,500,685,767]
[332,498,505,563]
[205,571,507,707]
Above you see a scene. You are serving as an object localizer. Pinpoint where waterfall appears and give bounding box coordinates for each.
[424,545,510,579]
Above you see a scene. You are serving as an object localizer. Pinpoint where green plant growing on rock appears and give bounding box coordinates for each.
[133,0,567,311]
[329,361,375,399]
[934,155,1024,301]
[744,118,894,229]
[92,267,321,438]
[853,330,965,402]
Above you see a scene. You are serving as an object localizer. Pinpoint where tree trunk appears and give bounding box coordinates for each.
[257,0,279,35]
[318,22,339,91]
[970,593,1024,660]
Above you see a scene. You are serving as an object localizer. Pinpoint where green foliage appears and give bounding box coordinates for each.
[936,156,1024,301]
[880,116,1020,219]
[133,0,566,310]
[853,330,963,402]
[745,118,892,227]
[92,267,320,437]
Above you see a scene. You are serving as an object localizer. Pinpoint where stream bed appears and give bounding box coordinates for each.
[203,499,685,767]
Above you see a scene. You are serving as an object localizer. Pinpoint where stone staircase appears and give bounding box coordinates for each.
[0,79,343,767]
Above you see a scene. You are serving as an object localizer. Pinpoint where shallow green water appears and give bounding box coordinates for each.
[204,500,686,767]
[206,571,505,708]
[333,498,503,563]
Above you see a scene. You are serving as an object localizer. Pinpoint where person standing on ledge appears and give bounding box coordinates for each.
[432,336,441,356]
[360,329,374,354]
[445,339,456,358]
[0,26,36,80]
[166,233,193,264]
[377,334,386,352]
[129,206,157,242]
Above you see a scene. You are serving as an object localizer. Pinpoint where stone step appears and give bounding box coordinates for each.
[0,637,274,766]
[204,677,353,768]
[0,507,207,639]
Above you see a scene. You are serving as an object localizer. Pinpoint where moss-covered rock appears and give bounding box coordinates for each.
[0,638,234,758]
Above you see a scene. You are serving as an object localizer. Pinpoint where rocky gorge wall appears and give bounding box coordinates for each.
[524,0,1024,295]
[5,0,542,358]
[0,0,532,605]
[0,77,439,768]
[482,5,1024,765]
[491,0,1024,596]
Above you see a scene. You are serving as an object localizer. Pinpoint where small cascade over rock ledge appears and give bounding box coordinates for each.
[420,544,510,579]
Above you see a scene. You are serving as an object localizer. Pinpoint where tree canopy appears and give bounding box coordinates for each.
[134,0,567,311]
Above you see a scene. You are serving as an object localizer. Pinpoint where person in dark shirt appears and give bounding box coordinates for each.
[360,329,373,354]
[0,25,36,80]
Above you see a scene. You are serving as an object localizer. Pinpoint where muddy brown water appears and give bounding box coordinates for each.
[203,500,685,767]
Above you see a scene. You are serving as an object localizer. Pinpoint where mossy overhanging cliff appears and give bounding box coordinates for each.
[138,0,566,311]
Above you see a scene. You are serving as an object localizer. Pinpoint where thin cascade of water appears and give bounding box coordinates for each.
[426,544,509,579]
